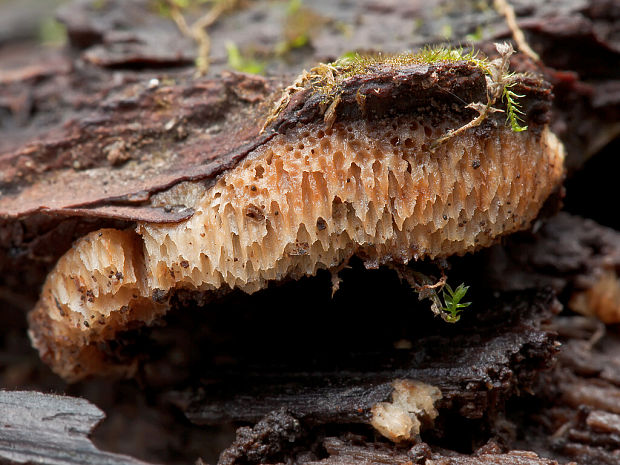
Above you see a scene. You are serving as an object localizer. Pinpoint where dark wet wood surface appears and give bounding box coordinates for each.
[1,1,619,464]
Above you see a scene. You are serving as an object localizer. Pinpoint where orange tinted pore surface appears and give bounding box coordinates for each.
[29,116,565,380]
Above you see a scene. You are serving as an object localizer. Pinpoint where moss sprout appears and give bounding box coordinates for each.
[503,82,528,132]
[439,283,472,323]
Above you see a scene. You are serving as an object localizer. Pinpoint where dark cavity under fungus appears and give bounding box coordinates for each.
[28,55,565,381]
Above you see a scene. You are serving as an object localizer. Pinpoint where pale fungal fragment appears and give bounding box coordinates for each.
[28,53,566,381]
[370,380,441,442]
[569,270,620,324]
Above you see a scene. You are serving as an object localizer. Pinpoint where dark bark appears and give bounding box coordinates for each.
[184,289,558,428]
[311,437,562,465]
[1,0,620,464]
[482,212,620,321]
[219,431,563,465]
[514,316,620,464]
[217,409,303,465]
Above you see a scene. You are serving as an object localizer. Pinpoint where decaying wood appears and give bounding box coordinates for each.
[184,289,558,428]
[26,53,564,381]
[219,429,564,465]
[1,0,618,302]
[516,316,620,464]
[311,437,563,465]
[483,212,620,322]
[1,0,619,464]
[0,71,279,221]
[0,390,157,465]
[217,409,303,465]
[213,309,620,465]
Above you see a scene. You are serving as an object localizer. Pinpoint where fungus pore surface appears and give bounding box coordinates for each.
[28,58,566,381]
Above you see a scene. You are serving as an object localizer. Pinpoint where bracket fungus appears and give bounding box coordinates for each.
[28,47,565,381]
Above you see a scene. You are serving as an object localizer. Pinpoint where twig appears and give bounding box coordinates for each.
[260,70,309,133]
[431,103,498,150]
[493,0,540,62]
[431,42,515,150]
[168,0,240,76]
[391,263,447,293]
[330,258,351,297]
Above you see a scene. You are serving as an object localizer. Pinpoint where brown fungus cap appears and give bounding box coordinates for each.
[28,53,565,381]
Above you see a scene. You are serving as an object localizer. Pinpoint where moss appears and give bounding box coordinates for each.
[226,42,265,74]
[263,43,530,139]
[503,82,528,132]
[308,46,491,99]
[440,23,453,40]
[38,17,67,46]
[465,25,484,42]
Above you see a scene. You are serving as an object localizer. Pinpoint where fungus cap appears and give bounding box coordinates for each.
[28,54,566,381]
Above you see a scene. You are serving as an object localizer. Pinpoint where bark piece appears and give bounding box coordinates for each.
[423,451,561,465]
[218,409,303,465]
[0,390,156,465]
[0,71,280,221]
[312,437,561,465]
[27,54,565,381]
[218,433,563,465]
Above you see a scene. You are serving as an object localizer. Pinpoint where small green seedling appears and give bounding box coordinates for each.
[392,266,472,324]
[440,283,472,323]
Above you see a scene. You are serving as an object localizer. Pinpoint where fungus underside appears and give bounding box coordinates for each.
[265,44,529,321]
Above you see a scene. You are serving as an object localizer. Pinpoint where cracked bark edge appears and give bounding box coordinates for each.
[0,390,157,465]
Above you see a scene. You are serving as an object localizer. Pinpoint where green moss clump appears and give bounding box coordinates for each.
[308,46,491,101]
[263,43,529,137]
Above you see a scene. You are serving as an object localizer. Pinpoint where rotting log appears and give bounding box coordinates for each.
[483,212,620,323]
[206,308,620,465]
[184,289,559,430]
[25,53,565,381]
[0,0,619,464]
